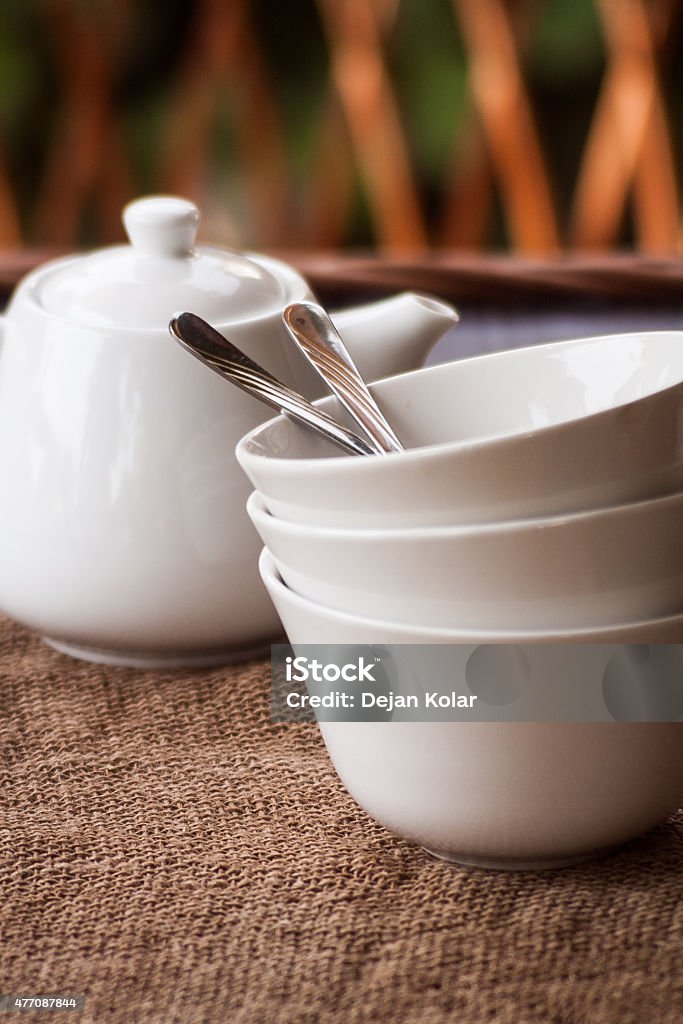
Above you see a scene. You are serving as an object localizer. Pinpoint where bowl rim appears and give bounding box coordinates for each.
[247,485,683,543]
[236,329,683,473]
[259,547,683,641]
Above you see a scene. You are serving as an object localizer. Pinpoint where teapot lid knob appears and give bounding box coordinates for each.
[123,195,199,257]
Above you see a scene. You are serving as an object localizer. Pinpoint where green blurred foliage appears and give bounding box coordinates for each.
[392,2,467,180]
[532,0,603,75]
[0,1,40,120]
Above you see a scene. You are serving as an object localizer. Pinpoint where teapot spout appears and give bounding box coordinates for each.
[330,292,459,383]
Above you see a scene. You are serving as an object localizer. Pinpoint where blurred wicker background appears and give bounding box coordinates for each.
[1,0,683,254]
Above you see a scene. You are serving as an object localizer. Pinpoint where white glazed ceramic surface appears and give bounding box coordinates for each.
[0,306,284,664]
[0,196,453,665]
[259,549,683,868]
[258,549,683,644]
[260,543,683,721]
[320,719,683,868]
[237,331,683,528]
[249,489,683,632]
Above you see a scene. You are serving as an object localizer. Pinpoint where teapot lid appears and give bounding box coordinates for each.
[35,196,285,329]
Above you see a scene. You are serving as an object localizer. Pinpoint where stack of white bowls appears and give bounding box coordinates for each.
[236,330,683,869]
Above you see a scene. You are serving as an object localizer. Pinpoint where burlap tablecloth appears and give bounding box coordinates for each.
[2,615,683,1024]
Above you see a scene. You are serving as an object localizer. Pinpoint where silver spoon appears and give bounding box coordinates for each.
[283,301,404,454]
[169,312,377,457]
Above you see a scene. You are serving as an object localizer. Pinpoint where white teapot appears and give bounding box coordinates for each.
[0,196,458,667]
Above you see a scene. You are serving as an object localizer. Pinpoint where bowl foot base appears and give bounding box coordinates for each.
[42,635,273,669]
[423,844,608,872]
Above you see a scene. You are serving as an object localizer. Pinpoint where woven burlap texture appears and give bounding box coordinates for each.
[2,615,683,1024]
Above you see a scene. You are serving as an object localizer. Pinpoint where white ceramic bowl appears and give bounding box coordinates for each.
[248,489,683,632]
[237,331,683,528]
[260,549,683,868]
[318,719,683,869]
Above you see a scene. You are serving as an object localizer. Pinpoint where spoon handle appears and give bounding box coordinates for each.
[169,312,376,457]
[283,302,404,455]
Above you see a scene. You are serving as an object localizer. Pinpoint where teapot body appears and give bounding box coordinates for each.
[0,254,317,665]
